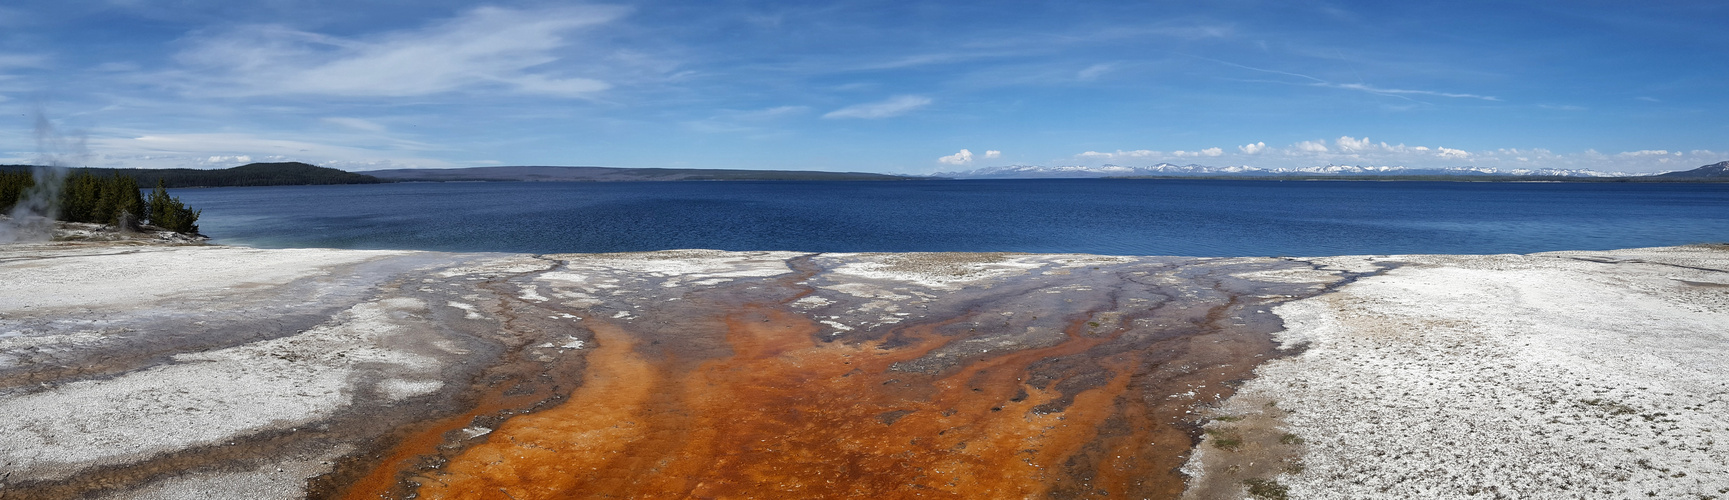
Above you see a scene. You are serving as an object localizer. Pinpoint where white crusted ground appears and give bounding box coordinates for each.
[96,446,353,500]
[0,297,447,482]
[821,252,1132,289]
[0,245,409,312]
[1194,246,1729,499]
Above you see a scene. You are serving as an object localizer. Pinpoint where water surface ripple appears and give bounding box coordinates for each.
[174,179,1729,255]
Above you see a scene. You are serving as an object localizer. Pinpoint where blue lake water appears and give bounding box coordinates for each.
[171,179,1729,257]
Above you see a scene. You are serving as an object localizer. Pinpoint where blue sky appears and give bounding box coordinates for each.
[0,1,1724,174]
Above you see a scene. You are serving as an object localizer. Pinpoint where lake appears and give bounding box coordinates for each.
[172,179,1729,256]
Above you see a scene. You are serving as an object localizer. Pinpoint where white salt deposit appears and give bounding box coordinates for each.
[791,296,835,309]
[99,445,352,500]
[518,284,550,302]
[1191,246,1729,499]
[0,246,410,312]
[550,250,800,279]
[377,378,444,401]
[432,257,555,278]
[824,253,1044,289]
[447,301,484,319]
[1229,267,1341,284]
[0,297,444,482]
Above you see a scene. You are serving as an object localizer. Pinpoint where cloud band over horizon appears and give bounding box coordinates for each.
[0,2,1723,174]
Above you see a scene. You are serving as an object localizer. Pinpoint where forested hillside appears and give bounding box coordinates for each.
[0,162,383,188]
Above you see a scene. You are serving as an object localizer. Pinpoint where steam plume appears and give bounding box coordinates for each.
[0,109,83,243]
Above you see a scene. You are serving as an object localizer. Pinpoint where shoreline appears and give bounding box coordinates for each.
[1,240,1724,499]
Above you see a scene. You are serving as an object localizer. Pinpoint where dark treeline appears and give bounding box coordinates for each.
[0,170,28,211]
[0,170,201,234]
[61,171,144,227]
[0,162,383,188]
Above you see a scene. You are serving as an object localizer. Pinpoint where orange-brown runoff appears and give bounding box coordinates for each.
[410,305,1157,499]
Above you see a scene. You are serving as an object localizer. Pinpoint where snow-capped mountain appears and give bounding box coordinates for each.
[935,163,1636,179]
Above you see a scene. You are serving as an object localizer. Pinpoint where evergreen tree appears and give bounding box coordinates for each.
[59,172,100,223]
[107,174,144,230]
[146,179,200,234]
[53,172,147,227]
[0,170,32,212]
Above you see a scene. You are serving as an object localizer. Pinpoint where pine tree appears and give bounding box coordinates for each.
[108,174,144,230]
[0,171,32,212]
[146,179,200,234]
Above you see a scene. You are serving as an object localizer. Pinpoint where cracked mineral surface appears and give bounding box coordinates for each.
[1,239,1724,499]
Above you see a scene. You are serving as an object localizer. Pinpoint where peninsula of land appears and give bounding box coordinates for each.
[0,234,1724,499]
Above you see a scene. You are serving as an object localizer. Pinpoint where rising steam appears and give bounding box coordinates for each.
[0,109,83,243]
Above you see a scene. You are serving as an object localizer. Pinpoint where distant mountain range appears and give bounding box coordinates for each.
[934,163,1652,179]
[366,166,920,182]
[5,161,1724,188]
[1654,161,1729,178]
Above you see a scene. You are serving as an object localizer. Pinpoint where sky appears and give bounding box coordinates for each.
[0,1,1725,174]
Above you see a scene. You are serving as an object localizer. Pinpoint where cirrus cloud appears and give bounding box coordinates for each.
[170,6,626,98]
[1077,149,1158,160]
[1173,147,1223,157]
[823,95,933,119]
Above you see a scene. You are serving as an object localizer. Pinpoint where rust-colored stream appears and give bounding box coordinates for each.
[414,306,1147,499]
[334,257,1310,500]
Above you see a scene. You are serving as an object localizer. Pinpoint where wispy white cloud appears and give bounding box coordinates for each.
[823,95,932,119]
[0,53,46,69]
[682,105,810,134]
[983,150,1001,159]
[854,53,996,71]
[203,155,254,164]
[1077,149,1158,160]
[1204,58,1499,102]
[322,117,387,132]
[1076,63,1114,81]
[751,106,810,117]
[1238,142,1266,154]
[81,131,456,169]
[1143,24,1235,40]
[1173,147,1223,157]
[938,149,974,165]
[170,6,626,98]
[1318,82,1499,101]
